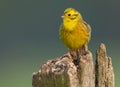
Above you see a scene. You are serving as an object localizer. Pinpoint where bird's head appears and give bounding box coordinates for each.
[62,8,82,22]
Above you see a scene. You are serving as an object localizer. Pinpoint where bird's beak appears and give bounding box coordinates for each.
[61,15,64,18]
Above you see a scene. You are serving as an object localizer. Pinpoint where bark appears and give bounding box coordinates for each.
[32,43,114,87]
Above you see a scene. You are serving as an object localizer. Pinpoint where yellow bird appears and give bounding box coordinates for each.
[59,8,91,50]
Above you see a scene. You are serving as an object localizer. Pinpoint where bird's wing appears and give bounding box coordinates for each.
[83,21,91,34]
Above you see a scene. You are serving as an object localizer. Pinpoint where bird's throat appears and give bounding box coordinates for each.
[63,20,77,31]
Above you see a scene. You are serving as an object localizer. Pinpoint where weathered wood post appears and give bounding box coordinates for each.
[32,43,114,87]
[95,43,114,87]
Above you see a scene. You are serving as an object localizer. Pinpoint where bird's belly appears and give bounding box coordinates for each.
[66,35,86,49]
[61,30,89,49]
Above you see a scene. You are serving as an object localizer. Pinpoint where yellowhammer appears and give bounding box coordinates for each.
[59,8,91,50]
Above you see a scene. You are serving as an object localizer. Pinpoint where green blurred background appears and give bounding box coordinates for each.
[0,0,120,87]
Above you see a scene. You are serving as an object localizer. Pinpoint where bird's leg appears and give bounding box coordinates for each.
[78,44,89,56]
[83,44,88,52]
[69,49,80,66]
[69,49,78,60]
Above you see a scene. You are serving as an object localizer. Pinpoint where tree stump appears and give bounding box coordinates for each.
[32,43,114,87]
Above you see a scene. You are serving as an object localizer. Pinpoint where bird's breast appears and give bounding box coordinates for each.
[60,22,90,49]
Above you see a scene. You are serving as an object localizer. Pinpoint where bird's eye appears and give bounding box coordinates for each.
[68,14,71,16]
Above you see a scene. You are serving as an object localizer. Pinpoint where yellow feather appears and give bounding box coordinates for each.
[59,8,91,50]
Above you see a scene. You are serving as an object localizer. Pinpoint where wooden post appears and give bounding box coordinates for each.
[32,43,114,87]
[95,43,114,87]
